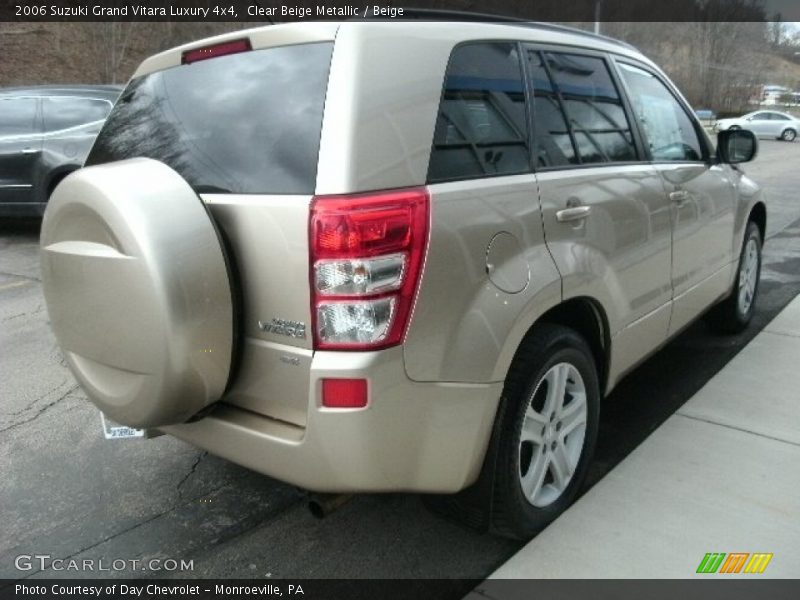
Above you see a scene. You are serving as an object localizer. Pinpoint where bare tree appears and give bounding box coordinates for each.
[84,23,138,84]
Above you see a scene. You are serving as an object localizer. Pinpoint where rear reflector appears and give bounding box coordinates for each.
[322,379,368,409]
[182,39,252,64]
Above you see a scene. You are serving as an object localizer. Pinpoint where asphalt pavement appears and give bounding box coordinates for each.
[2,140,800,588]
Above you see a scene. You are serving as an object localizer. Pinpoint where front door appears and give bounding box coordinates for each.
[615,61,737,336]
[526,47,674,377]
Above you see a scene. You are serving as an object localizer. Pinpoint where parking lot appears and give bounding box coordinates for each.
[2,140,800,585]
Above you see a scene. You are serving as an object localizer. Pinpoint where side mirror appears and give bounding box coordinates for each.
[717,129,757,164]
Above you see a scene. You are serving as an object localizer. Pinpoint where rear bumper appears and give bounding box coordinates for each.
[161,347,502,493]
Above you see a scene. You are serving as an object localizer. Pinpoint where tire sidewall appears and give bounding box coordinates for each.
[734,222,762,324]
[495,329,600,538]
[782,128,796,142]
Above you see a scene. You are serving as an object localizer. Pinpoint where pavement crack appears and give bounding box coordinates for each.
[0,270,40,283]
[11,507,177,581]
[675,412,800,448]
[7,478,290,581]
[176,451,208,495]
[0,382,79,433]
[1,304,46,322]
[762,329,800,339]
[469,588,503,600]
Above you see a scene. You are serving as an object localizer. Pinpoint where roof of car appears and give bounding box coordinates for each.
[136,20,651,79]
[0,85,123,99]
[380,9,639,52]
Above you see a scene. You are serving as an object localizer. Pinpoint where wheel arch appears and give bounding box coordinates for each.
[749,201,767,243]
[45,165,80,200]
[505,296,611,397]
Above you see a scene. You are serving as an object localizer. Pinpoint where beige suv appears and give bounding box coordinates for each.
[40,20,765,539]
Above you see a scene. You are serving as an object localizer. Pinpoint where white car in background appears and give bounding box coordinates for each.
[714,110,800,141]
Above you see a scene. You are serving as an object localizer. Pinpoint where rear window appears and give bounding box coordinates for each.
[86,42,333,195]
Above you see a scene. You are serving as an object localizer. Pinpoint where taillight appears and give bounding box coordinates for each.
[310,188,429,351]
[182,39,251,64]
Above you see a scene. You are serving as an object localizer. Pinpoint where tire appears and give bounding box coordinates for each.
[490,324,600,540]
[706,221,762,334]
[781,128,796,142]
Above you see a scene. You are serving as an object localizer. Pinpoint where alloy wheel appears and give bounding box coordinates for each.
[518,362,588,508]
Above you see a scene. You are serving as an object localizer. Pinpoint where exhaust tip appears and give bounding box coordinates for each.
[308,500,326,519]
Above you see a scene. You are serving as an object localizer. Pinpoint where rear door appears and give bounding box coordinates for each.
[746,112,773,137]
[42,96,113,167]
[527,47,673,371]
[614,60,738,336]
[768,112,792,137]
[0,96,41,206]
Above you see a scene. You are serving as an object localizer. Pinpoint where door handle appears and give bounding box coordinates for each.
[20,148,38,155]
[556,205,592,223]
[669,190,690,206]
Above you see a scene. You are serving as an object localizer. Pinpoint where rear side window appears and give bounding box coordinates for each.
[87,42,333,195]
[0,98,38,136]
[44,97,112,132]
[617,63,703,162]
[428,42,530,183]
[539,52,636,164]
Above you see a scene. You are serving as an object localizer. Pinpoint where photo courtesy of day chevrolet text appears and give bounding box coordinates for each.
[14,583,305,597]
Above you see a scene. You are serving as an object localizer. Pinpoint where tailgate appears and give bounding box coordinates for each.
[204,194,314,426]
[84,31,336,427]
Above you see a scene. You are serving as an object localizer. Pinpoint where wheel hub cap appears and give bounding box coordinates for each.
[518,362,588,508]
[738,238,759,315]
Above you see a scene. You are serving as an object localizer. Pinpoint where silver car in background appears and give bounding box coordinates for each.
[715,109,800,141]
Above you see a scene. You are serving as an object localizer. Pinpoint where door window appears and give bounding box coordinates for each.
[0,98,38,136]
[617,63,704,162]
[428,42,530,183]
[526,51,578,167]
[43,97,112,132]
[540,52,636,164]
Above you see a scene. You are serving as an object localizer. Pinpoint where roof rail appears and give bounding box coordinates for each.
[363,8,639,52]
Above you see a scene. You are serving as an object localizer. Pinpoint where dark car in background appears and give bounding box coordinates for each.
[0,85,121,217]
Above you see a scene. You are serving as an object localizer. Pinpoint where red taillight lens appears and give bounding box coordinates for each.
[310,188,429,351]
[322,379,368,408]
[182,39,251,64]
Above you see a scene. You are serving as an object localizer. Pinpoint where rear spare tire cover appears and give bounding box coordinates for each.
[40,158,234,428]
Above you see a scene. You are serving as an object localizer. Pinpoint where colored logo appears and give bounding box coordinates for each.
[696,552,773,574]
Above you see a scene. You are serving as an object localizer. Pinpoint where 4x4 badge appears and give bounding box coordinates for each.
[258,318,306,339]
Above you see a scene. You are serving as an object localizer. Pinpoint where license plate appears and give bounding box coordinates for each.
[100,412,145,439]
